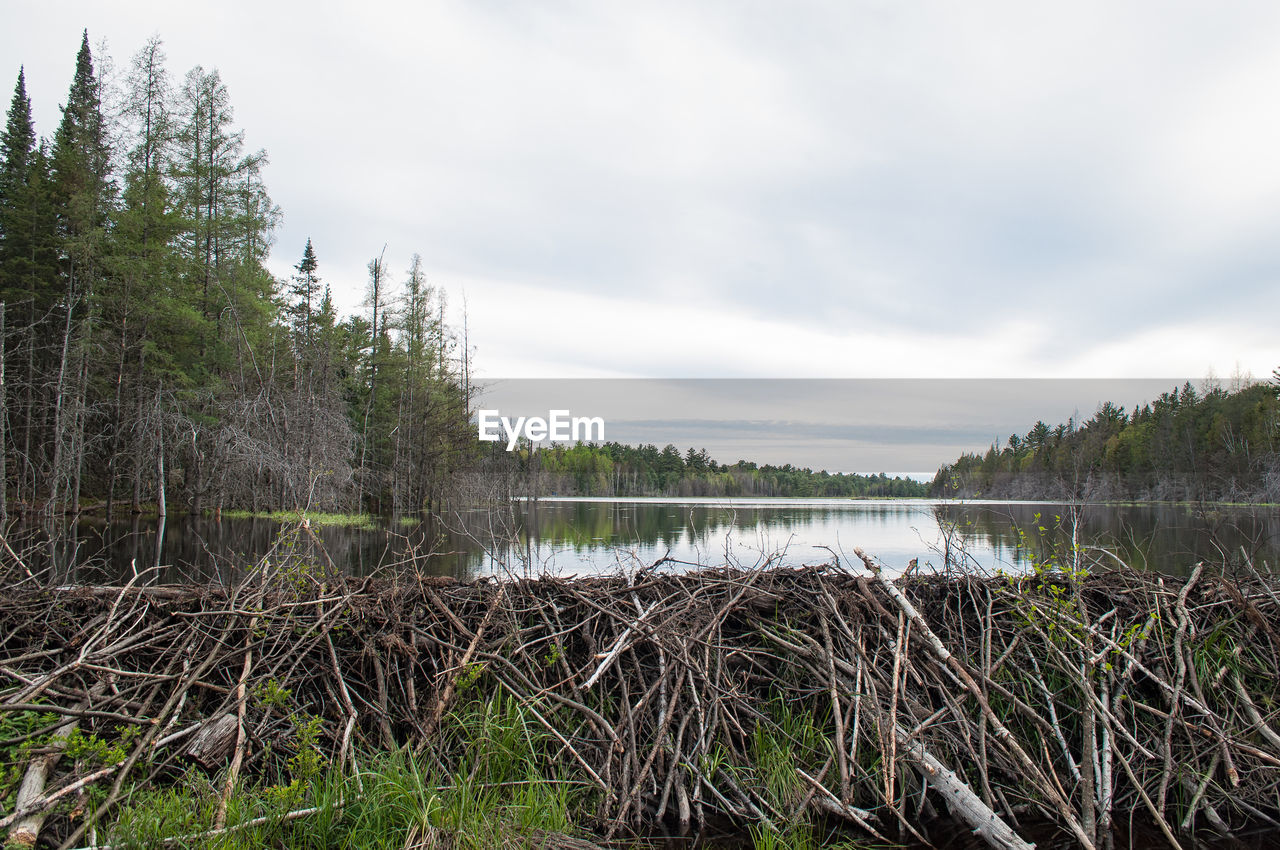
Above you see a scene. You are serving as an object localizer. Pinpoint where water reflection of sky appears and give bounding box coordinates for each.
[533,501,999,575]
[469,498,1279,578]
[44,498,1280,583]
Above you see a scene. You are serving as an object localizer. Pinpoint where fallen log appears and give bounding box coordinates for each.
[6,681,106,847]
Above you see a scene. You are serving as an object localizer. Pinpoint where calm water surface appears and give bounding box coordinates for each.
[24,498,1280,584]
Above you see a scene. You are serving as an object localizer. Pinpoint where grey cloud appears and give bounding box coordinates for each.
[5,3,1279,378]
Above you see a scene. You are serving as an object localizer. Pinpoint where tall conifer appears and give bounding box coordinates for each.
[0,68,37,300]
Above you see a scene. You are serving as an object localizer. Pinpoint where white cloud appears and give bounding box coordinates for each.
[4,1,1279,379]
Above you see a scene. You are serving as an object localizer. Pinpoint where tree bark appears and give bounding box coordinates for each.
[48,272,76,517]
[6,681,105,847]
[896,729,1035,850]
[155,387,166,518]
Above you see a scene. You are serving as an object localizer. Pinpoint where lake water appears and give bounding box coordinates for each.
[21,498,1280,584]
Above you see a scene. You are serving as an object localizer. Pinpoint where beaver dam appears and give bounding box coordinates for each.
[2,525,1279,849]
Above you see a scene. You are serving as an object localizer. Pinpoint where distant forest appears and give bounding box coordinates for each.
[0,34,474,521]
[930,377,1280,502]
[517,441,928,498]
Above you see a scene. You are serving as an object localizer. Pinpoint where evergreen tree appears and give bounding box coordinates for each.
[50,31,114,283]
[172,65,273,374]
[0,67,37,295]
[168,65,279,511]
[42,32,116,514]
[0,68,57,321]
[0,34,478,518]
[287,237,320,346]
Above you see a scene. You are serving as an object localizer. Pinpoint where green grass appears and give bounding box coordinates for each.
[214,509,381,529]
[96,693,593,850]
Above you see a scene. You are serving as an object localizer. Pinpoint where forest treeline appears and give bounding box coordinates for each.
[7,34,1275,524]
[518,441,927,498]
[930,377,1280,502]
[0,34,475,521]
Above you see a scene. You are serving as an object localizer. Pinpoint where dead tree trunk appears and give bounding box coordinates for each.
[47,277,76,517]
[155,387,166,519]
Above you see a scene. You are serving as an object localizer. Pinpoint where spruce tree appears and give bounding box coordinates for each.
[288,237,320,346]
[51,31,113,266]
[0,67,37,301]
[45,32,111,513]
[0,67,35,210]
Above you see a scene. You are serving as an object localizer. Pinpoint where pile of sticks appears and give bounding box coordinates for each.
[2,526,1279,849]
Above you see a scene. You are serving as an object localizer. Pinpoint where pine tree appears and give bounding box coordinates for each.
[0,66,35,210]
[167,65,280,511]
[0,67,37,301]
[0,37,480,518]
[0,67,21,518]
[172,66,274,375]
[287,238,320,346]
[51,31,114,275]
[43,32,115,514]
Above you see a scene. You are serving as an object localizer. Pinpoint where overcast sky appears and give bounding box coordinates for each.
[5,1,1280,381]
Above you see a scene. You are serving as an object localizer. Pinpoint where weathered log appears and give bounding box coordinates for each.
[6,682,106,847]
[184,712,239,767]
[896,728,1035,850]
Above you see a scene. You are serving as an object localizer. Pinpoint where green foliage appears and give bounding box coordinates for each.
[252,678,292,711]
[62,726,131,766]
[750,821,818,850]
[751,698,827,816]
[532,440,929,499]
[454,661,486,693]
[933,381,1280,501]
[101,692,590,849]
[218,509,379,528]
[0,709,53,811]
[263,715,326,811]
[0,33,476,520]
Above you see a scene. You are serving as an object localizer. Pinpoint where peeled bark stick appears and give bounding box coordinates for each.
[582,600,658,688]
[7,681,106,847]
[1178,753,1229,834]
[0,762,121,835]
[895,728,1035,850]
[853,547,1094,850]
[1160,564,1202,812]
[796,767,891,844]
[326,631,360,781]
[215,619,257,831]
[1233,673,1280,750]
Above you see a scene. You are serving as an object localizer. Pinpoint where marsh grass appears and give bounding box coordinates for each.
[216,509,381,529]
[743,699,882,850]
[99,693,591,849]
